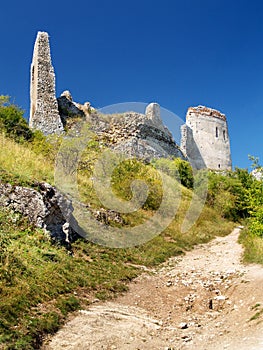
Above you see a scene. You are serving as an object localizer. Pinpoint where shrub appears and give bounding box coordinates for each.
[207,170,249,220]
[249,206,263,237]
[151,158,194,189]
[111,158,163,211]
[30,130,62,161]
[0,95,33,142]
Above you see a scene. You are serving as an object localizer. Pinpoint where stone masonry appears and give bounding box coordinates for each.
[29,32,63,135]
[55,89,185,161]
[28,32,232,170]
[181,106,232,170]
[88,102,185,162]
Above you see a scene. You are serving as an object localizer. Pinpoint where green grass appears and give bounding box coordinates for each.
[249,310,263,321]
[0,209,139,349]
[0,133,54,185]
[239,228,263,265]
[0,132,236,349]
[249,303,263,321]
[0,202,234,349]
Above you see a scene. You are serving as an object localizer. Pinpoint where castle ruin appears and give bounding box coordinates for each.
[181,106,232,170]
[29,31,232,170]
[29,32,63,135]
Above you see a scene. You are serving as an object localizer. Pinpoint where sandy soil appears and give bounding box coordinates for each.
[42,228,263,350]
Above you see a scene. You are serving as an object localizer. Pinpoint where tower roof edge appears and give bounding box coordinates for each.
[187,105,226,121]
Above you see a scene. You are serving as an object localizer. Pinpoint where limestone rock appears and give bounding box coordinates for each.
[0,182,47,228]
[61,90,73,101]
[55,97,185,161]
[0,182,78,245]
[57,91,94,129]
[77,101,92,116]
[57,95,85,126]
[0,181,126,246]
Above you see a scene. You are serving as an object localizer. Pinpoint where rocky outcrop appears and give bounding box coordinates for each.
[0,182,125,247]
[0,182,77,246]
[57,91,95,134]
[57,94,85,127]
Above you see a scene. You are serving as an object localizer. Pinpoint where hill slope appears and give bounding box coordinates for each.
[0,130,237,349]
[43,228,263,350]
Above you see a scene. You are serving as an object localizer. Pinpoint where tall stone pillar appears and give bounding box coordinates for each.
[29,31,63,135]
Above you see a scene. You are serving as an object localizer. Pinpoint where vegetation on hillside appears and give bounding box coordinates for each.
[0,96,262,348]
[0,96,33,142]
[238,156,263,264]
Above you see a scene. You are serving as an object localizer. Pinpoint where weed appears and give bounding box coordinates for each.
[251,303,261,310]
[249,308,263,321]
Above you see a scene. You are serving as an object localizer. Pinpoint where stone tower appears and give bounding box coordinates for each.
[29,31,63,135]
[181,106,232,170]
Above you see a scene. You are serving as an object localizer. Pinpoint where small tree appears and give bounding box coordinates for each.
[0,95,33,141]
[151,158,194,189]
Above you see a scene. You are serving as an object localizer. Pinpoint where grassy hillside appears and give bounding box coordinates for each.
[1,99,261,349]
[0,133,53,186]
[0,131,237,349]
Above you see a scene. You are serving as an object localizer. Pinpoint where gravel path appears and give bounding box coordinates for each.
[43,228,263,350]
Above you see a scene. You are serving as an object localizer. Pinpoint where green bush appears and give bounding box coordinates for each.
[151,158,194,189]
[0,95,33,142]
[249,206,263,237]
[242,157,263,238]
[30,130,62,161]
[111,158,163,211]
[207,169,251,220]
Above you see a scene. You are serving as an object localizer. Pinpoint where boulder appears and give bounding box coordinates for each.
[0,182,78,247]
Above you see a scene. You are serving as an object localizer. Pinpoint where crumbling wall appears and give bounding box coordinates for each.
[181,106,232,170]
[181,124,206,169]
[28,32,232,168]
[59,97,185,161]
[99,110,184,161]
[29,32,63,135]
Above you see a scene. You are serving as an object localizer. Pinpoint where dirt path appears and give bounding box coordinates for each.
[43,228,263,349]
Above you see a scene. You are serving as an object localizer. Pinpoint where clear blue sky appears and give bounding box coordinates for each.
[1,0,263,169]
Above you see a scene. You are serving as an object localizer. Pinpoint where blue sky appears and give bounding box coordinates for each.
[1,0,263,169]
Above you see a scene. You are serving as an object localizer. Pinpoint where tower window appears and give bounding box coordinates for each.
[223,130,226,140]
[218,164,221,169]
[216,127,218,138]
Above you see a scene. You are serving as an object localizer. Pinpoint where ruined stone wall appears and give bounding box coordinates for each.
[70,101,185,161]
[181,106,232,170]
[181,124,206,169]
[94,112,184,161]
[28,32,232,168]
[56,91,184,161]
[29,32,63,135]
